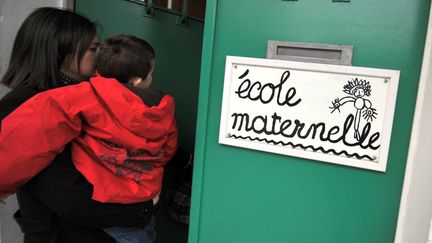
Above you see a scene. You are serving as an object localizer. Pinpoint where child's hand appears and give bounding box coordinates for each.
[152,192,161,205]
[330,98,341,113]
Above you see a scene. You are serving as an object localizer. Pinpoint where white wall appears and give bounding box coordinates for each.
[0,0,66,77]
[394,5,432,243]
[0,196,22,243]
[0,2,67,242]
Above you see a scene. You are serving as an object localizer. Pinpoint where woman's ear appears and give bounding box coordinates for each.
[130,77,143,87]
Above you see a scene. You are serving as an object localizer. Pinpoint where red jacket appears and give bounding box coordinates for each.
[0,76,177,203]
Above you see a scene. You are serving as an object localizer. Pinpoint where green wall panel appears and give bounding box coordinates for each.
[76,0,204,153]
[191,0,430,243]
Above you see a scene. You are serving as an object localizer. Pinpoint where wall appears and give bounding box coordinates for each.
[190,0,431,243]
[395,5,432,242]
[76,0,204,153]
[0,2,67,242]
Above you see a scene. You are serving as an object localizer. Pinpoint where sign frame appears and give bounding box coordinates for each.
[218,56,400,172]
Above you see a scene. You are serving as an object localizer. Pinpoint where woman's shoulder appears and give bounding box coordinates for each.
[0,87,40,121]
[0,86,40,102]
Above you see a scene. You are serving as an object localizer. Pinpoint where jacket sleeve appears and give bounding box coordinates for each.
[0,91,83,197]
[23,148,154,228]
[0,84,155,229]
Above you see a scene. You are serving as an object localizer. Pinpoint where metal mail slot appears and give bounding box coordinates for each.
[267,40,353,65]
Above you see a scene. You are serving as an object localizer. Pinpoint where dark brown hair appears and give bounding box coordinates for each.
[96,34,155,84]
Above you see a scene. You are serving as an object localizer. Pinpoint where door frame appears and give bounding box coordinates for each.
[394,4,432,243]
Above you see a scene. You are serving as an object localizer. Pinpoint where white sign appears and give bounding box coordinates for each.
[219,56,400,172]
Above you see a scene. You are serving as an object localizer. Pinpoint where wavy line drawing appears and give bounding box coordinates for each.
[228,134,375,161]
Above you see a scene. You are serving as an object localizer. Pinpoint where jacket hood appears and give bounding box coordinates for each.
[88,75,175,139]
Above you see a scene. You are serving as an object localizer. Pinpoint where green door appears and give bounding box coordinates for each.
[190,1,430,243]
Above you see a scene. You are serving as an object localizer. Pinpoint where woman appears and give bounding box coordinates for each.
[0,7,154,243]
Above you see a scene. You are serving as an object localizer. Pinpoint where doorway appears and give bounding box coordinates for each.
[75,0,205,242]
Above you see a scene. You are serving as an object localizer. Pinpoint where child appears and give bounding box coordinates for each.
[0,34,178,243]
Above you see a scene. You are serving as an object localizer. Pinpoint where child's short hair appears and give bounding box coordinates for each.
[97,34,155,84]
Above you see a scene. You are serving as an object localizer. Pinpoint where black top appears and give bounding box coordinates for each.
[0,79,161,243]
